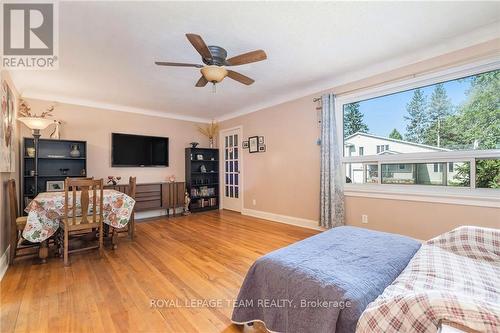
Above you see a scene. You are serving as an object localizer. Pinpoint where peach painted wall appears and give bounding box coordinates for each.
[222,93,321,221]
[20,99,208,184]
[346,197,499,240]
[0,70,20,255]
[221,40,500,240]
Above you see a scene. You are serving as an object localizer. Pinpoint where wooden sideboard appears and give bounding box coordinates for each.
[105,181,185,216]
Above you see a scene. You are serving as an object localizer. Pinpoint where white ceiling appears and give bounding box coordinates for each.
[10,1,500,122]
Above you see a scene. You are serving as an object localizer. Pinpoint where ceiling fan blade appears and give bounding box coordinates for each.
[155,61,203,68]
[227,70,255,85]
[186,33,212,60]
[195,76,208,87]
[226,50,267,66]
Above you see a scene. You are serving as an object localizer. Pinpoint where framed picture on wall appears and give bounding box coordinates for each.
[248,136,259,153]
[46,180,65,192]
[242,141,249,149]
[258,144,266,152]
[258,136,265,145]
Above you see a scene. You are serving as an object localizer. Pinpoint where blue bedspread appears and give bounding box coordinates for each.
[232,226,421,333]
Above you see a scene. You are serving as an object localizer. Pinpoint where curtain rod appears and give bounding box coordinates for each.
[314,97,322,110]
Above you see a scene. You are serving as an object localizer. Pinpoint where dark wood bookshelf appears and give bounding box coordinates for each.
[185,148,219,212]
[21,138,87,214]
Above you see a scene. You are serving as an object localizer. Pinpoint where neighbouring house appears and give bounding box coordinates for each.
[344,132,462,185]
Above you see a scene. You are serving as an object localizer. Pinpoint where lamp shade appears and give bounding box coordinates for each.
[18,117,53,130]
[201,65,228,83]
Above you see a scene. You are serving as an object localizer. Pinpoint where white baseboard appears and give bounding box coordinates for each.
[136,207,184,220]
[136,209,168,220]
[242,208,322,231]
[0,245,10,281]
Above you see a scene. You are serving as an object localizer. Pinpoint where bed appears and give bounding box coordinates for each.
[231,226,421,332]
[232,226,500,333]
[357,226,500,333]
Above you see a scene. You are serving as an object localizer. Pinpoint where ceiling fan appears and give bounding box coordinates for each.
[155,33,267,89]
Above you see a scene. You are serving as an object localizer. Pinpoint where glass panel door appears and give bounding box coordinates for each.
[221,128,242,211]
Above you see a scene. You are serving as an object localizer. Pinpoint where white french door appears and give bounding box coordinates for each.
[220,127,242,212]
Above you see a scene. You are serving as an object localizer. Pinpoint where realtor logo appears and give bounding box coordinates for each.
[2,2,58,69]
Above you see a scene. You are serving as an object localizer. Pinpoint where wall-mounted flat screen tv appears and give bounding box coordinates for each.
[112,133,169,167]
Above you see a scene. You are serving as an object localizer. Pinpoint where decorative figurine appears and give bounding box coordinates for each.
[49,120,62,139]
[190,142,199,148]
[183,191,191,215]
[70,144,81,157]
[107,176,122,185]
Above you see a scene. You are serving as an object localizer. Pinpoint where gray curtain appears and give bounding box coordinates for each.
[320,93,345,229]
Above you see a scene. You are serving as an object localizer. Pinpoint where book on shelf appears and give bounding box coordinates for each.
[190,186,216,198]
[197,198,217,208]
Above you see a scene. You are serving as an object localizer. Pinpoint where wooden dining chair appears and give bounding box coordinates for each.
[112,176,137,244]
[65,177,94,189]
[62,178,104,266]
[7,179,38,264]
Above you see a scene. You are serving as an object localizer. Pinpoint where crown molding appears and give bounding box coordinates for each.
[19,92,212,123]
[216,23,500,122]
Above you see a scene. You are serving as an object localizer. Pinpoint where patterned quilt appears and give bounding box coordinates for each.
[356,226,500,333]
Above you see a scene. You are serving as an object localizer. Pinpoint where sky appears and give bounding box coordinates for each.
[346,76,473,138]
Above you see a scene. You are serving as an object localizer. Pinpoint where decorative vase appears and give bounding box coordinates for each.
[70,144,81,158]
[26,147,35,157]
[209,138,214,148]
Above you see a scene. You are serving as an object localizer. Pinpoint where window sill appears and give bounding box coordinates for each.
[344,184,500,208]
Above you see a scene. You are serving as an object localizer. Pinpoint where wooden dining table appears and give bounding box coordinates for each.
[23,189,135,262]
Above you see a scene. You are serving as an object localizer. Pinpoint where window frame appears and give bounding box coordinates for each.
[335,58,500,208]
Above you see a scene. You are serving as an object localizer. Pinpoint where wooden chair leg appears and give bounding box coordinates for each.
[9,230,18,265]
[39,240,48,264]
[57,230,64,258]
[111,227,118,250]
[103,224,110,238]
[128,212,135,240]
[64,228,69,266]
[98,224,103,257]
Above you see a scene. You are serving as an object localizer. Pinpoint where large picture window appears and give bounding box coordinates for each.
[341,68,500,191]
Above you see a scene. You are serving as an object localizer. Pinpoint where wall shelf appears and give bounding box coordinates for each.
[21,138,87,214]
[38,157,87,160]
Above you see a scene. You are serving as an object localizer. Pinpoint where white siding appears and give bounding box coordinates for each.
[344,134,458,184]
[345,135,440,157]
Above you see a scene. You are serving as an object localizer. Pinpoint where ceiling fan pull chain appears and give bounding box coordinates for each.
[212,83,216,93]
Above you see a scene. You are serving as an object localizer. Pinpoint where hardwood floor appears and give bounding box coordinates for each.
[1,210,318,333]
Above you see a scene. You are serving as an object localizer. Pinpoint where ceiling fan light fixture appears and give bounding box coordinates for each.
[201,65,228,83]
